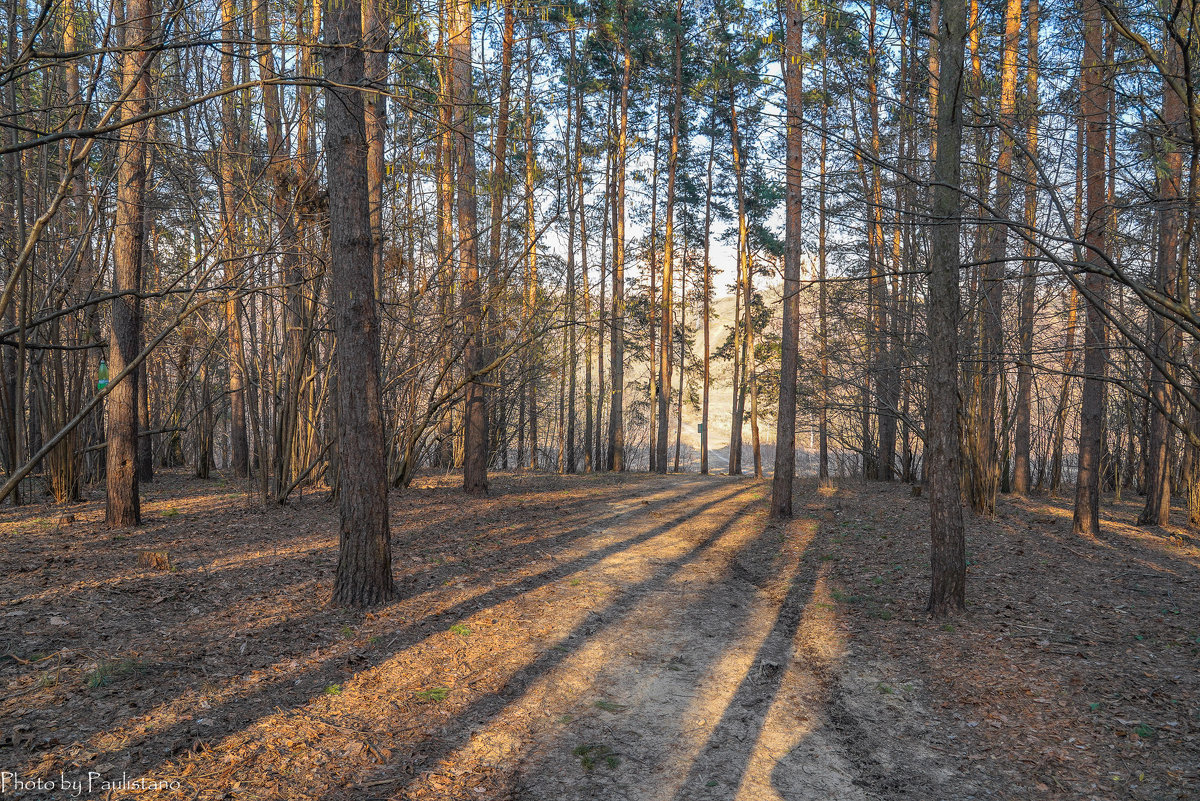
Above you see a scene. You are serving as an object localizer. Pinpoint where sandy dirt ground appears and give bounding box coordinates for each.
[1,471,1197,800]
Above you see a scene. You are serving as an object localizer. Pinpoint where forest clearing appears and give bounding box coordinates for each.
[1,472,1198,800]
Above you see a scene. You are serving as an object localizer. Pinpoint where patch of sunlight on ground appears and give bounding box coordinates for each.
[733,569,844,801]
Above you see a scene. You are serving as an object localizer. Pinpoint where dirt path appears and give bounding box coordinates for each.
[438,478,954,801]
[2,472,1196,800]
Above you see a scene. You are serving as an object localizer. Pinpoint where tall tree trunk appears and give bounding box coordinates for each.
[772,0,804,517]
[565,30,579,474]
[970,0,1020,512]
[1,0,21,503]
[61,0,89,501]
[1050,94,1087,497]
[657,0,683,474]
[524,47,540,470]
[106,0,154,527]
[607,6,630,472]
[487,0,514,468]
[325,0,394,606]
[867,0,893,482]
[927,0,968,616]
[728,82,749,477]
[1139,13,1184,526]
[455,0,488,494]
[886,0,913,488]
[818,15,830,484]
[1073,0,1109,538]
[256,0,305,502]
[648,99,661,473]
[295,0,322,486]
[595,107,613,471]
[817,232,829,484]
[574,27,592,474]
[219,0,249,479]
[435,7,456,469]
[700,112,715,476]
[1013,0,1038,495]
[961,0,986,499]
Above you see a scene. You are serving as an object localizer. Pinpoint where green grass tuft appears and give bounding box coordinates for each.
[573,743,619,770]
[84,658,143,689]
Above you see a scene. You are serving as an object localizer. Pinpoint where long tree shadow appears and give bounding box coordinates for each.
[2,476,728,736]
[498,514,825,801]
[1007,494,1200,591]
[665,530,825,800]
[18,478,754,793]
[306,487,773,800]
[0,472,670,609]
[0,548,345,725]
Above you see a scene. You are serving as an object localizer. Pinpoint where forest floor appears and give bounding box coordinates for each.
[1,470,1198,801]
